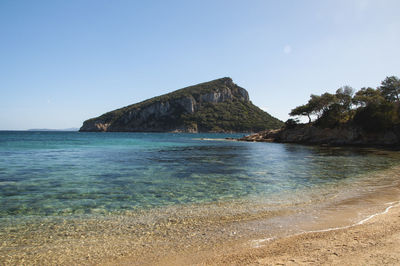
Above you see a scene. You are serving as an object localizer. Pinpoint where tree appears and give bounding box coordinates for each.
[311,93,337,117]
[287,75,400,132]
[285,118,299,128]
[379,76,400,102]
[289,93,337,123]
[352,87,384,107]
[336,86,354,110]
[289,104,313,123]
[353,101,398,131]
[307,94,323,118]
[353,85,398,132]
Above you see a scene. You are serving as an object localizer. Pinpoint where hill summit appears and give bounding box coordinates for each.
[79,77,282,132]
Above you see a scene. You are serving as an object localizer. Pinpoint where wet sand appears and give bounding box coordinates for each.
[108,200,400,265]
[201,202,400,265]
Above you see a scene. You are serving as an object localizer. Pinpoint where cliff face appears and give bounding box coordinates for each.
[239,124,400,147]
[80,78,282,132]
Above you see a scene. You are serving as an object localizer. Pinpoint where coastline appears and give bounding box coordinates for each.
[197,201,400,265]
[111,179,400,265]
[2,166,400,265]
[2,186,400,265]
[236,125,400,148]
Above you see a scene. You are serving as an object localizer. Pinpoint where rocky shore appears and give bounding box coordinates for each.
[238,124,400,147]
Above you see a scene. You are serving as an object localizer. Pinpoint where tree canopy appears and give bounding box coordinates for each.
[288,76,400,131]
[379,76,400,102]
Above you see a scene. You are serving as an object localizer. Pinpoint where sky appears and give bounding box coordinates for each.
[1,0,399,130]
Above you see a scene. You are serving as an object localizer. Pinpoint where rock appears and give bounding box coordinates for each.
[238,124,400,147]
[79,77,282,133]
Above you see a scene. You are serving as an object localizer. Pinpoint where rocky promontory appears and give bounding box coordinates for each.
[239,75,400,147]
[239,124,400,147]
[80,78,283,132]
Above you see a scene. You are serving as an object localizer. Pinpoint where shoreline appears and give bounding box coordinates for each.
[236,125,400,149]
[2,165,400,265]
[248,200,400,250]
[202,201,400,265]
[107,197,400,265]
[2,197,400,265]
[110,172,400,265]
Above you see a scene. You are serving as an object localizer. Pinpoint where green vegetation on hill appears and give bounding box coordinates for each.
[85,77,242,125]
[182,100,282,132]
[288,76,400,132]
[80,77,283,132]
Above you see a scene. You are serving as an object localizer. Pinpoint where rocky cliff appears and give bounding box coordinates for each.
[79,77,283,132]
[239,124,400,147]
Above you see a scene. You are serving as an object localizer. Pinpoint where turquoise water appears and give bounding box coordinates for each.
[0,131,399,217]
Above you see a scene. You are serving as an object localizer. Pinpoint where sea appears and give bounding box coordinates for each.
[1,131,400,264]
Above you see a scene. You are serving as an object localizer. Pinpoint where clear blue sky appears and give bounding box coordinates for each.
[1,0,399,130]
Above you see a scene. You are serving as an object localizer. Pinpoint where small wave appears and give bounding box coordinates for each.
[250,200,400,248]
[356,201,400,225]
[250,238,275,248]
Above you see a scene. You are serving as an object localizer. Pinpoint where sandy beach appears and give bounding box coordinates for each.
[2,181,400,265]
[210,203,400,265]
[145,201,400,265]
[4,202,399,266]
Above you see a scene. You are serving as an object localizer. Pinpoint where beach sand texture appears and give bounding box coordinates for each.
[212,204,400,265]
[2,186,400,265]
[150,202,400,265]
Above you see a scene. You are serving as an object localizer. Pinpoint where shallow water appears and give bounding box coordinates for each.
[1,131,399,216]
[1,131,400,264]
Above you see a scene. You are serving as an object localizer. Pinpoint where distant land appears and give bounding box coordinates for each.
[27,128,79,132]
[80,77,283,133]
